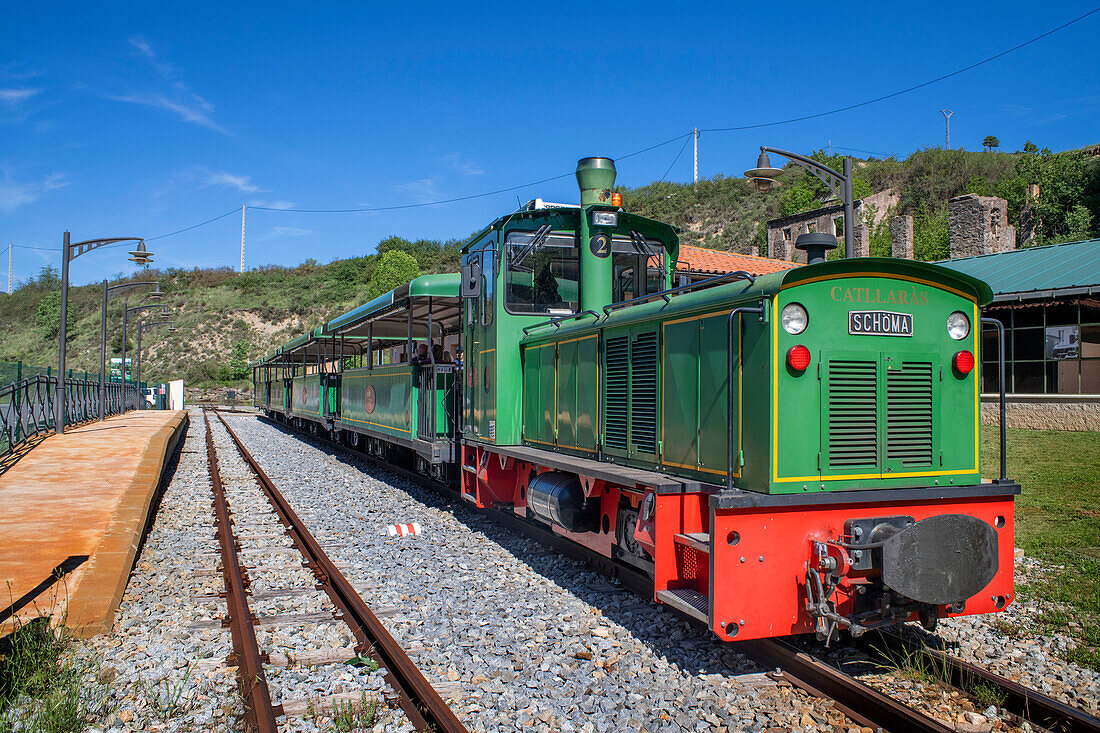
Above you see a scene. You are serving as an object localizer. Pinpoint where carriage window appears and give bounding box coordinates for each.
[504,231,580,315]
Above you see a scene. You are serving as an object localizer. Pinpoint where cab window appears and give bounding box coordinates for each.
[504,230,580,315]
[612,236,666,304]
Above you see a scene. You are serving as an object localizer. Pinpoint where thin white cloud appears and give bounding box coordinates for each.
[0,172,69,214]
[108,89,225,133]
[128,36,177,78]
[0,88,38,106]
[257,226,311,241]
[107,36,226,134]
[205,171,259,193]
[248,199,295,210]
[396,177,442,202]
[438,152,485,176]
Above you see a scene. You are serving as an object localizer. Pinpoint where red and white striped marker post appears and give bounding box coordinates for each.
[386,522,422,537]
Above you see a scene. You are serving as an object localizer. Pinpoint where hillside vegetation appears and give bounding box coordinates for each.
[1,142,1096,388]
[621,142,1099,259]
[0,236,460,389]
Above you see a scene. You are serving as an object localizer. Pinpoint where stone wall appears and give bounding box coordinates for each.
[949,195,1017,258]
[890,215,914,259]
[766,189,897,261]
[980,395,1100,431]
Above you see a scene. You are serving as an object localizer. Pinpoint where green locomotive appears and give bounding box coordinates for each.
[256,156,1017,643]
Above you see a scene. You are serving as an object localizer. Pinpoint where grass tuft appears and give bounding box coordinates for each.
[331,692,379,732]
[0,618,113,733]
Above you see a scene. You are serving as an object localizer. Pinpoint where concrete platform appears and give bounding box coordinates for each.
[0,409,188,637]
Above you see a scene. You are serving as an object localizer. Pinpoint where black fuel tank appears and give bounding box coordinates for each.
[526,472,600,534]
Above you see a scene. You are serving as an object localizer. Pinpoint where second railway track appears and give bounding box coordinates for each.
[202,410,467,732]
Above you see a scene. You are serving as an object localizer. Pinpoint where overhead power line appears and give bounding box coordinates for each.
[248,132,695,215]
[698,7,1099,134]
[659,135,693,183]
[24,8,1094,247]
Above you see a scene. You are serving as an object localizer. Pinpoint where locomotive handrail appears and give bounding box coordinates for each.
[728,303,766,490]
[521,310,601,336]
[602,270,756,317]
[981,318,1011,484]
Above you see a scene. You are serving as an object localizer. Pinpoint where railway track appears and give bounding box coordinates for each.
[201,410,467,732]
[251,412,1100,733]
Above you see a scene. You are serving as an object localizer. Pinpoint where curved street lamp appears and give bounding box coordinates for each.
[135,317,176,398]
[745,147,855,259]
[56,232,151,435]
[100,282,163,420]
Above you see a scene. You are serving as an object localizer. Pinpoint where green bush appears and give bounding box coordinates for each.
[367,250,421,299]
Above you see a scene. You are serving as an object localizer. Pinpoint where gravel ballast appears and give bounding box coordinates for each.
[87,407,1099,732]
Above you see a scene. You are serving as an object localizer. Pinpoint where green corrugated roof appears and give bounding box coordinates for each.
[938,238,1100,300]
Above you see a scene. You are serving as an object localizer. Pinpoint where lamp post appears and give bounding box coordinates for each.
[122,301,168,389]
[135,317,176,399]
[744,147,856,259]
[55,233,151,435]
[101,281,163,420]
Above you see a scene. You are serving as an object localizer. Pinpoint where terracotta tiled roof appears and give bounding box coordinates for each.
[676,244,799,276]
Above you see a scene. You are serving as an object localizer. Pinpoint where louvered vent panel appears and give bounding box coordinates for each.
[604,336,629,450]
[886,361,934,466]
[630,332,659,454]
[827,359,879,469]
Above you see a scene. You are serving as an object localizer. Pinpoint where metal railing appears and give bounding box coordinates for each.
[0,372,144,457]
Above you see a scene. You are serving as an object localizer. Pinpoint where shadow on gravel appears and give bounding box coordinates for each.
[250,416,763,680]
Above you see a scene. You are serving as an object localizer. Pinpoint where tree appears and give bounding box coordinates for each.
[25,265,60,292]
[1065,204,1093,242]
[35,290,76,340]
[983,136,1000,152]
[367,250,421,299]
[228,341,250,381]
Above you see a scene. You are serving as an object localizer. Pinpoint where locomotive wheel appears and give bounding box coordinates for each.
[616,504,646,559]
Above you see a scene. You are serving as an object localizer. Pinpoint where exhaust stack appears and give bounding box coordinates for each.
[576,157,617,313]
[576,157,617,206]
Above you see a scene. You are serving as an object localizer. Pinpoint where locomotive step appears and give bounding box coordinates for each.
[674,532,711,554]
[655,587,709,622]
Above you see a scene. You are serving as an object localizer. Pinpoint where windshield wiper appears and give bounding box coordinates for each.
[510,224,552,270]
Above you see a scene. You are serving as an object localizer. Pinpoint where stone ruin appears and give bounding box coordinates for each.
[947,194,1017,257]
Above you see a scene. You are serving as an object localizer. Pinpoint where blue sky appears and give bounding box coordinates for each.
[3,2,1098,286]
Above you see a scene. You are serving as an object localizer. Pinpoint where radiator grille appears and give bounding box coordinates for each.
[886,361,934,466]
[827,359,879,469]
[630,332,659,454]
[604,336,629,450]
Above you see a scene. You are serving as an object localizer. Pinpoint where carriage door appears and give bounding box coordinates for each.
[417,364,432,440]
[462,233,497,441]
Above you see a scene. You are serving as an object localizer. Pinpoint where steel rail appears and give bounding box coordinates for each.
[202,411,280,732]
[253,414,952,733]
[213,412,467,733]
[866,629,1100,733]
[256,412,1100,733]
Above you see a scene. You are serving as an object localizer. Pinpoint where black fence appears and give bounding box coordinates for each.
[0,372,144,457]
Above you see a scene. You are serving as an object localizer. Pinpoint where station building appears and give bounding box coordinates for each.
[941,238,1100,430]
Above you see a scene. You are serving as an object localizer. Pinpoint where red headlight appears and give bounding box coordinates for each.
[787,345,811,371]
[954,350,975,375]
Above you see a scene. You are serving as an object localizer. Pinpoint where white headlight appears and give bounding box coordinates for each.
[947,311,970,340]
[781,303,808,335]
[591,211,618,227]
